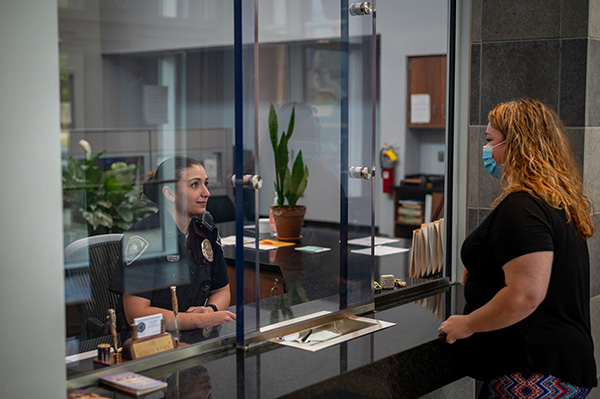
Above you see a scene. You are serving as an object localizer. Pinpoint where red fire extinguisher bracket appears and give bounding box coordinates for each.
[380,146,399,194]
[382,168,395,194]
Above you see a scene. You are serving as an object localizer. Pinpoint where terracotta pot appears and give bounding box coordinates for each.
[271,205,306,241]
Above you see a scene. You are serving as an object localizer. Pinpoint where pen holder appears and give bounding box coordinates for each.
[93,344,124,367]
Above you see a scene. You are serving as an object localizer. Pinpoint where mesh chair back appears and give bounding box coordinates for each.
[64,234,123,337]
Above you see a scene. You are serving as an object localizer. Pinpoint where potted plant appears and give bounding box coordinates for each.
[269,103,309,241]
[63,140,157,239]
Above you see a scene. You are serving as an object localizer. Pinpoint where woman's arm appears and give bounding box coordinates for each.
[440,251,553,343]
[123,293,235,331]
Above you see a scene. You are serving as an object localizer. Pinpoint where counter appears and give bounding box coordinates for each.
[66,222,461,397]
[68,283,466,398]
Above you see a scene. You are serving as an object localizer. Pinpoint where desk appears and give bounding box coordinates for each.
[66,222,437,351]
[219,222,423,308]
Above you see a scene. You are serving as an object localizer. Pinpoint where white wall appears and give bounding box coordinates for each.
[376,0,448,236]
[256,0,449,233]
[59,0,449,235]
[0,1,66,397]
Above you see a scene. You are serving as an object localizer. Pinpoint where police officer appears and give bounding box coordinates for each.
[110,156,235,331]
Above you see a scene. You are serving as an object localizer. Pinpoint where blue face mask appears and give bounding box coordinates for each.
[482,141,506,179]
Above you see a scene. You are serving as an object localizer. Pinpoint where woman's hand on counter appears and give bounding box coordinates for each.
[438,315,473,344]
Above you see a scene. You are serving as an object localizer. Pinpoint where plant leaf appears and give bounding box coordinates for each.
[119,207,134,223]
[269,103,278,153]
[97,199,113,209]
[282,167,291,200]
[286,151,308,207]
[285,105,295,140]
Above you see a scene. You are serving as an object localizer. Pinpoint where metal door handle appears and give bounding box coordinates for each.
[231,174,263,190]
[349,166,373,180]
[349,2,373,16]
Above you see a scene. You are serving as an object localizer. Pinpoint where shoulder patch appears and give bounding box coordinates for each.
[126,235,149,265]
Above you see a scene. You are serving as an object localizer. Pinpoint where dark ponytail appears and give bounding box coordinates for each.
[142,156,202,204]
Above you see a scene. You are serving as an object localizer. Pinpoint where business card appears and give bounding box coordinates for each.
[134,313,163,338]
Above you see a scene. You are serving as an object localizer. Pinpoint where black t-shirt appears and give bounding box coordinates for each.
[110,210,229,312]
[458,191,596,387]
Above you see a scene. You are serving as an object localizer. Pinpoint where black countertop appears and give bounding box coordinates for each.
[67,222,462,397]
[71,284,466,399]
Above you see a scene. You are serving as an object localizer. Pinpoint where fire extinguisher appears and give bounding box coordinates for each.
[380,145,399,194]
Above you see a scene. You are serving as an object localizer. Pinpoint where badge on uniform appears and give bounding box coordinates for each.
[126,235,149,265]
[201,239,214,262]
[166,255,180,262]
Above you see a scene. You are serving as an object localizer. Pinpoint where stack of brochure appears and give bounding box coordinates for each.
[409,218,444,278]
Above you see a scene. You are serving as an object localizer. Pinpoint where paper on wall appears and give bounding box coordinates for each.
[410,94,431,124]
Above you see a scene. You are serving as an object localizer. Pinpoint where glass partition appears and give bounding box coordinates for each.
[60,1,238,374]
[61,0,451,383]
[234,0,381,339]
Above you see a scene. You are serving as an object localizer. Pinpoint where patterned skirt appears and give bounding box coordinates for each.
[479,372,591,399]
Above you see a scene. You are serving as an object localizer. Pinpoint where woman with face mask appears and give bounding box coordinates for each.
[438,99,596,397]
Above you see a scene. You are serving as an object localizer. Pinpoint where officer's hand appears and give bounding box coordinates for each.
[189,310,236,329]
[210,310,236,325]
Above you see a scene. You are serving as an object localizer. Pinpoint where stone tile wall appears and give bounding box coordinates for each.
[467,0,600,384]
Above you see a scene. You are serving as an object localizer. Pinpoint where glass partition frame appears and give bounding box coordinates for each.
[61,0,453,386]
[233,0,382,344]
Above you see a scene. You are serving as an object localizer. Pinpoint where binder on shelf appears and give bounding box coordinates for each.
[397,199,425,226]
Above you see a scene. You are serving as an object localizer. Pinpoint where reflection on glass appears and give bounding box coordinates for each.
[415,292,445,319]
[60,0,450,378]
[166,365,213,399]
[60,1,236,362]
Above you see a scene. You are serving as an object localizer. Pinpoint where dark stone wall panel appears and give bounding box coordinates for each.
[560,39,588,126]
[589,213,600,297]
[471,0,482,44]
[467,208,478,236]
[481,40,560,120]
[561,0,589,38]
[589,39,600,126]
[564,128,585,171]
[468,126,481,208]
[470,44,481,126]
[482,0,560,42]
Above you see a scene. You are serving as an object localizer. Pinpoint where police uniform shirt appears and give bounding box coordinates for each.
[110,210,229,312]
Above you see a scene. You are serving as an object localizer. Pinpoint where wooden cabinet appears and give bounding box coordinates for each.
[392,185,443,239]
[226,264,287,306]
[407,55,447,129]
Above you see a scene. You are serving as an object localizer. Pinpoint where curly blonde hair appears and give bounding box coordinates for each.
[488,98,594,239]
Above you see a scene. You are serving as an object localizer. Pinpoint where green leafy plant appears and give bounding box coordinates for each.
[269,103,309,208]
[63,141,157,235]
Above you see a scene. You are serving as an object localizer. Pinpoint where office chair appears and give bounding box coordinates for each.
[64,233,123,338]
[206,195,237,223]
